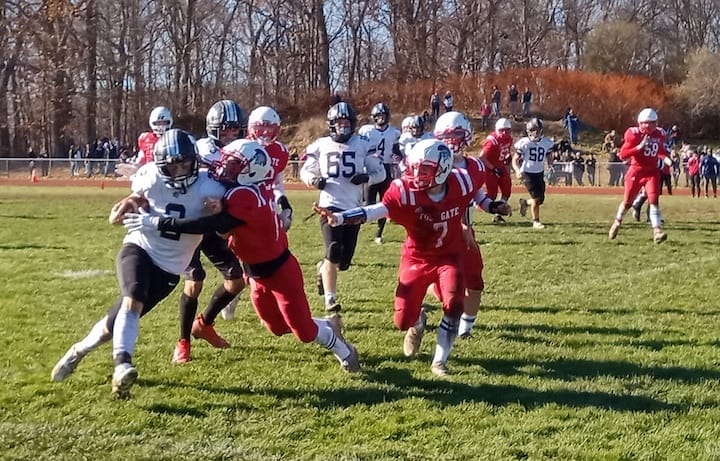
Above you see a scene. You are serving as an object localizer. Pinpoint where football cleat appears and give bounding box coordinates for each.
[171,338,191,364]
[111,362,138,399]
[532,221,545,229]
[337,344,361,373]
[609,220,620,239]
[191,316,230,349]
[492,215,506,224]
[403,310,427,357]
[653,229,667,244]
[632,206,641,222]
[51,344,86,382]
[519,198,529,217]
[431,361,449,377]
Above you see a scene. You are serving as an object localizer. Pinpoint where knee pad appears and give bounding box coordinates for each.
[325,241,342,264]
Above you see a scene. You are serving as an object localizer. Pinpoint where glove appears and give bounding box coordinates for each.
[492,167,503,178]
[350,173,370,185]
[279,208,292,231]
[311,177,326,190]
[123,209,159,233]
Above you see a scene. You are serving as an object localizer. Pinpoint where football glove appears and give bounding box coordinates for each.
[123,209,159,233]
[311,177,327,190]
[279,208,293,231]
[350,173,370,185]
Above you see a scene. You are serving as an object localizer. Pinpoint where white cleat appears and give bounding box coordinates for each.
[532,221,545,229]
[403,310,427,357]
[220,297,238,321]
[609,220,620,239]
[337,344,361,373]
[374,237,384,245]
[431,361,450,377]
[51,344,86,382]
[111,363,138,399]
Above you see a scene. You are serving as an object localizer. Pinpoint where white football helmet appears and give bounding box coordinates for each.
[404,138,453,190]
[248,106,281,146]
[401,116,414,133]
[495,118,512,134]
[433,111,472,154]
[217,139,272,186]
[149,106,173,136]
[637,108,658,123]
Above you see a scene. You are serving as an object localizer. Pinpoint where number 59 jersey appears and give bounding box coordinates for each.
[302,134,384,210]
[124,163,227,275]
[514,136,555,174]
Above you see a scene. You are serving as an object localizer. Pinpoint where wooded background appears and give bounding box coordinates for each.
[1,0,719,157]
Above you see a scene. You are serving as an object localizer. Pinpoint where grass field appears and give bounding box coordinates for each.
[1,186,719,460]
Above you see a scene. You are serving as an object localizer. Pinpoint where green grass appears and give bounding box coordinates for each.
[1,186,719,460]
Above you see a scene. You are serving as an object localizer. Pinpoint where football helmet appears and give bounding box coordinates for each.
[637,108,658,134]
[401,116,414,133]
[248,106,281,146]
[153,129,198,193]
[404,138,453,190]
[526,118,544,142]
[217,139,272,186]
[371,103,390,126]
[410,115,425,137]
[495,118,512,134]
[433,111,472,154]
[149,106,173,136]
[206,100,247,143]
[327,102,357,143]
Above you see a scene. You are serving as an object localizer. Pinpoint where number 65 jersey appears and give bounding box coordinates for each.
[124,163,227,275]
[301,134,385,210]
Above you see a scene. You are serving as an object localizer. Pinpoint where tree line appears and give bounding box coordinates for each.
[0,0,718,158]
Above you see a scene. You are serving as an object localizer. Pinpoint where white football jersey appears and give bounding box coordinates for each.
[301,134,385,210]
[359,124,401,164]
[514,136,555,174]
[196,137,222,167]
[399,132,433,157]
[125,163,227,275]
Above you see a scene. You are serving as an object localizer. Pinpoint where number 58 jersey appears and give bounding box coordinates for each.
[301,134,384,210]
[514,136,555,174]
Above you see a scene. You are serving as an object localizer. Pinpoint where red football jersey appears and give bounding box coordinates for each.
[224,185,288,265]
[619,127,668,171]
[137,131,159,165]
[481,131,513,167]
[265,141,289,180]
[383,166,484,260]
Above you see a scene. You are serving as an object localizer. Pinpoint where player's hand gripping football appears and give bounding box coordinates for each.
[123,208,159,233]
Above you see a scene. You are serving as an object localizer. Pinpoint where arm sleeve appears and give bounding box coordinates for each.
[272,171,287,198]
[157,211,245,235]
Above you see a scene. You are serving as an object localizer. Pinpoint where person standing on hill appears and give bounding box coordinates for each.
[430,91,441,120]
[443,91,454,113]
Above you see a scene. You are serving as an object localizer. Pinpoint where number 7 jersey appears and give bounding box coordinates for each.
[301,134,384,210]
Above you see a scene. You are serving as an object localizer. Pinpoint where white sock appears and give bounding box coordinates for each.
[615,203,627,222]
[649,204,662,228]
[432,315,459,364]
[113,309,139,361]
[76,316,111,355]
[324,292,337,306]
[313,320,351,359]
[458,314,476,337]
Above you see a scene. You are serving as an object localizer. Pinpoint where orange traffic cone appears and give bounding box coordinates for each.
[100,181,105,190]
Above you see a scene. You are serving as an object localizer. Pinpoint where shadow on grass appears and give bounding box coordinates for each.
[0,214,58,220]
[478,322,644,337]
[0,243,69,250]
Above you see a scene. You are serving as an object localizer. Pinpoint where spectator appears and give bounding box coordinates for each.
[602,130,616,152]
[572,152,585,186]
[289,151,300,179]
[508,83,519,119]
[522,87,532,118]
[564,108,580,144]
[69,144,83,177]
[687,149,701,197]
[585,153,597,186]
[670,150,680,188]
[491,85,501,118]
[700,150,718,198]
[28,147,36,179]
[480,99,491,129]
[668,125,681,149]
[442,91,453,113]
[430,91,440,120]
[39,148,50,177]
[607,148,623,187]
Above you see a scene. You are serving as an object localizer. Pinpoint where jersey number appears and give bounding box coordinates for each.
[433,222,448,248]
[528,146,546,162]
[326,151,357,178]
[161,203,185,240]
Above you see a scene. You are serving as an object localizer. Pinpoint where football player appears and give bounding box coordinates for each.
[513,118,555,229]
[479,118,514,224]
[609,108,671,243]
[313,138,510,377]
[51,129,227,398]
[115,106,173,178]
[358,103,402,244]
[168,100,248,363]
[301,102,386,312]
[123,139,361,374]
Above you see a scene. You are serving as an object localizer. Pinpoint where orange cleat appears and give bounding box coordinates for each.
[171,338,191,363]
[191,316,230,349]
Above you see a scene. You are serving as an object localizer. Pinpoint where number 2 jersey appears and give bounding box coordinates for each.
[514,136,555,174]
[301,134,385,210]
[382,159,486,261]
[124,163,226,275]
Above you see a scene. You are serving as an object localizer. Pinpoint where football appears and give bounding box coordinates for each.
[108,196,149,224]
